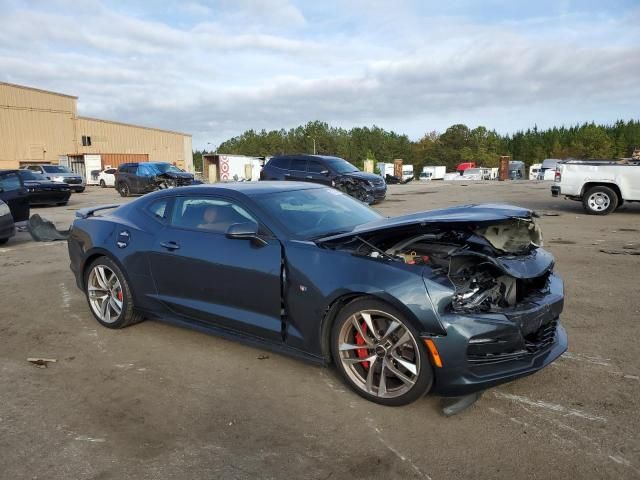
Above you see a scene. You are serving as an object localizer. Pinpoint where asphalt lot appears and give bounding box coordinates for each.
[1,181,639,480]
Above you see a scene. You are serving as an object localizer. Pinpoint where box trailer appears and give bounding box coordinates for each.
[420,166,446,180]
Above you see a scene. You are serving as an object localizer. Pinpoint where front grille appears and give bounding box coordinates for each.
[176,178,192,186]
[371,178,385,186]
[66,178,82,184]
[467,318,559,364]
[524,318,558,354]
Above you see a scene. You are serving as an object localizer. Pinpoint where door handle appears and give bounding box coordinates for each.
[160,241,180,251]
[305,176,313,179]
[284,173,291,178]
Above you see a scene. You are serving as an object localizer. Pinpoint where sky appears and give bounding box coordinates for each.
[1,0,639,148]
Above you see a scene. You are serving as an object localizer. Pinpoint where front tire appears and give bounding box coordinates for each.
[99,180,106,188]
[118,182,130,197]
[583,185,618,215]
[331,298,433,406]
[85,256,143,329]
[0,238,8,245]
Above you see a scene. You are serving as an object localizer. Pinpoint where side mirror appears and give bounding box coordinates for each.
[226,222,267,246]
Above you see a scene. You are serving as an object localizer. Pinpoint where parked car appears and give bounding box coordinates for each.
[68,182,566,406]
[0,199,15,244]
[98,168,117,188]
[260,154,386,203]
[115,162,196,197]
[0,170,30,223]
[443,172,461,181]
[16,169,71,206]
[24,165,85,192]
[551,159,640,214]
[453,168,484,181]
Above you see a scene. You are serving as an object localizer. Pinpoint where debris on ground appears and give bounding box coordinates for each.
[540,211,561,216]
[257,354,270,360]
[28,214,70,241]
[600,245,640,255]
[27,357,57,368]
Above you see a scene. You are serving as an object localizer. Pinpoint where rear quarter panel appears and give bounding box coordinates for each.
[68,213,162,311]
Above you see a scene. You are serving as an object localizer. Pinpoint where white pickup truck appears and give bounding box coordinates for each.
[551,160,640,215]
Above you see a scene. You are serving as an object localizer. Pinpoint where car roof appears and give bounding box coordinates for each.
[161,181,324,197]
[0,169,21,174]
[269,154,345,161]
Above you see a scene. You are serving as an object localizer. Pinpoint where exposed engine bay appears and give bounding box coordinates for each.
[323,216,550,314]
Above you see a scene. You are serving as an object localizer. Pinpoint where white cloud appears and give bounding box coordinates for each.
[0,0,638,148]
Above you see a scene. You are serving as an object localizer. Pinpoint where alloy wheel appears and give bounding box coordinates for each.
[87,265,123,324]
[337,310,420,399]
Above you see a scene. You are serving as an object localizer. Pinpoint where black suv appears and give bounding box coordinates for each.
[115,162,195,197]
[260,154,386,203]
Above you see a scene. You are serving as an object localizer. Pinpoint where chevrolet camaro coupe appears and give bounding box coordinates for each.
[68,182,567,406]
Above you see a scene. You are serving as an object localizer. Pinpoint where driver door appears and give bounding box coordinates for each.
[147,194,283,342]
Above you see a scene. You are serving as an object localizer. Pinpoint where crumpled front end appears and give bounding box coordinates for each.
[317,204,567,396]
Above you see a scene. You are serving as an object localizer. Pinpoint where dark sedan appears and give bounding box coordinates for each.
[17,169,72,206]
[67,182,566,406]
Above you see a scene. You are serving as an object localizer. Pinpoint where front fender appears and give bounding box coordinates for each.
[282,240,446,357]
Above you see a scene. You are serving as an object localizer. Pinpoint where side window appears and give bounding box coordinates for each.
[308,161,326,173]
[171,197,257,234]
[147,198,170,223]
[269,157,289,170]
[0,173,23,191]
[290,158,307,172]
[27,166,40,172]
[137,164,154,177]
[105,169,116,174]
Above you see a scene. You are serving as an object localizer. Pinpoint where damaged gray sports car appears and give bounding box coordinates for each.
[68,183,566,408]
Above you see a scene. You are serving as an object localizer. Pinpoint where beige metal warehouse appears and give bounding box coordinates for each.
[0,82,193,176]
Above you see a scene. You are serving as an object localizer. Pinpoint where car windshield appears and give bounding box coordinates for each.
[324,158,359,174]
[259,187,382,239]
[151,163,182,174]
[19,170,47,180]
[42,165,72,174]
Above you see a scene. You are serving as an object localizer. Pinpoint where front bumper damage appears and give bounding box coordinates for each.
[428,273,566,397]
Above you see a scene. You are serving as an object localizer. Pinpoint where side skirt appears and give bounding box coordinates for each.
[136,308,327,366]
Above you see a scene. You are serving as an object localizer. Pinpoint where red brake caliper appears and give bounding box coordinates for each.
[117,290,123,302]
[355,322,370,369]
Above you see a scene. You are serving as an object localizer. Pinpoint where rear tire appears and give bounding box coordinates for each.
[331,298,433,406]
[583,185,618,215]
[84,256,143,329]
[0,238,8,245]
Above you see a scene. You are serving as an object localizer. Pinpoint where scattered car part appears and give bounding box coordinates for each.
[28,214,70,241]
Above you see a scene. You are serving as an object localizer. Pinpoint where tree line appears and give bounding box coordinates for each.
[193,119,640,173]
